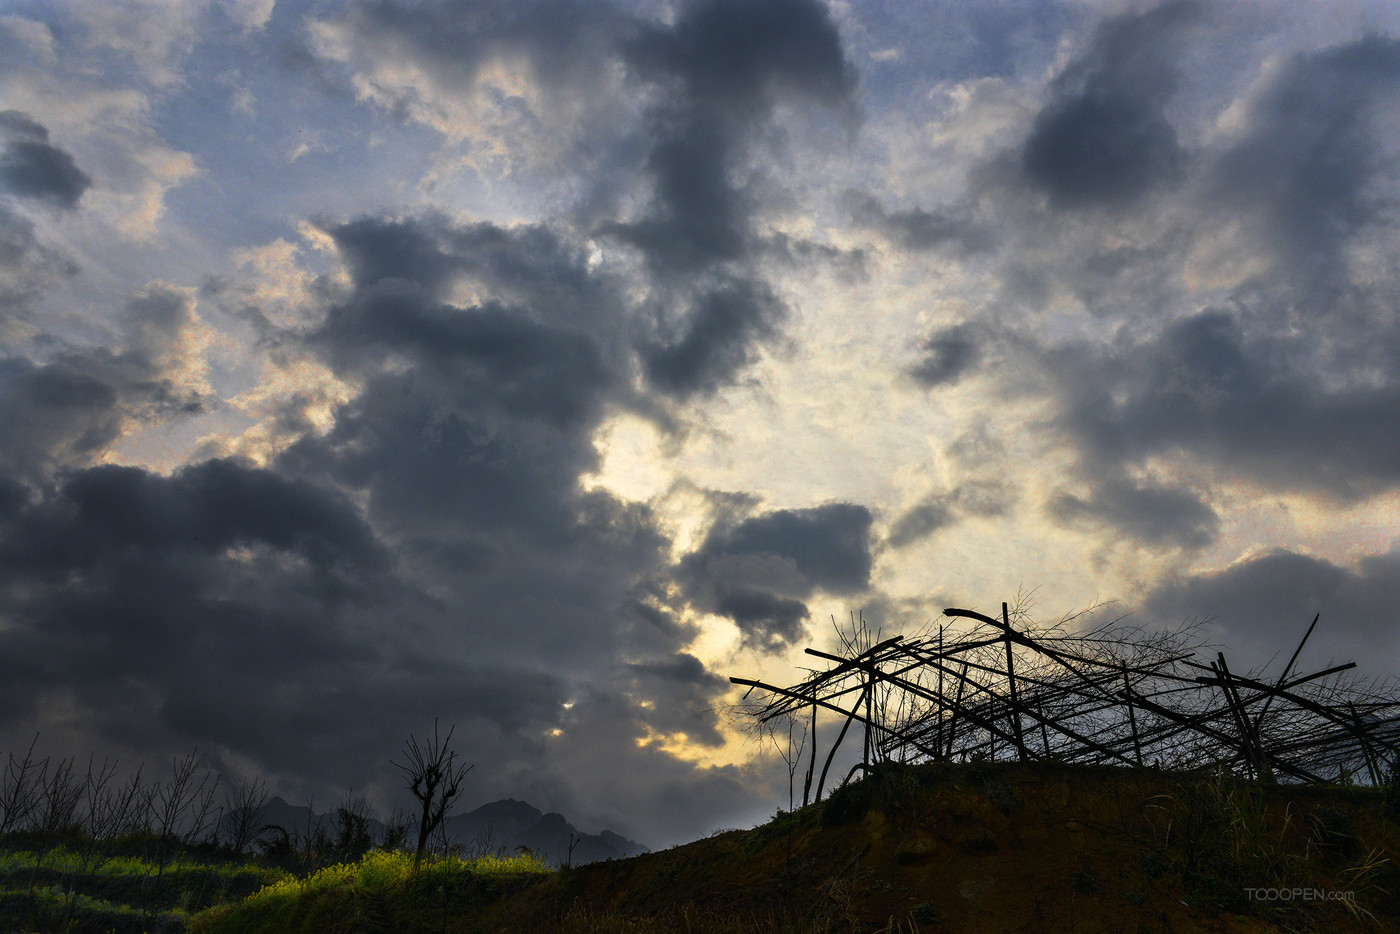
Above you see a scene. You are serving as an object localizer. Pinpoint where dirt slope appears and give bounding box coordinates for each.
[480,760,1400,933]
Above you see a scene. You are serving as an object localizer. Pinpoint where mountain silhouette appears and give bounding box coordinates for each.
[244,796,647,866]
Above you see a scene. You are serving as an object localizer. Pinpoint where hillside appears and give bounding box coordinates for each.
[192,759,1400,933]
[480,760,1400,933]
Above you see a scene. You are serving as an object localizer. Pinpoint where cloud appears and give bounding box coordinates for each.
[678,502,874,647]
[30,460,384,570]
[716,587,811,648]
[0,111,91,208]
[11,0,1400,854]
[0,284,212,480]
[845,191,994,255]
[0,456,392,722]
[0,204,79,333]
[0,204,735,839]
[605,0,857,400]
[968,27,1400,551]
[705,503,875,594]
[1140,548,1400,678]
[609,0,855,270]
[307,0,635,180]
[887,479,1013,549]
[640,274,785,399]
[1207,35,1400,284]
[310,0,859,403]
[1046,476,1218,549]
[626,652,729,747]
[1045,306,1400,503]
[1020,1,1197,210]
[908,323,984,388]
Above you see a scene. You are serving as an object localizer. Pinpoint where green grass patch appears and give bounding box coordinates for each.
[0,838,290,933]
[188,849,553,934]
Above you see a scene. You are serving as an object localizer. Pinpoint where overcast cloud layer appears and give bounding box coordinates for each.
[3,0,1400,848]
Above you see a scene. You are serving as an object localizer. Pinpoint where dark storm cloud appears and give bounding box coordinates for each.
[610,0,857,399]
[909,323,983,388]
[0,191,751,843]
[1208,36,1400,282]
[0,456,393,730]
[715,588,810,648]
[705,503,875,594]
[0,356,118,478]
[640,275,784,398]
[1141,549,1400,678]
[1046,476,1217,549]
[886,479,1014,549]
[1020,1,1196,209]
[13,460,384,571]
[627,652,729,747]
[326,213,631,336]
[308,213,630,429]
[288,213,634,544]
[321,286,613,428]
[318,0,858,402]
[886,499,954,549]
[232,204,749,832]
[1004,30,1400,545]
[616,0,856,270]
[0,111,91,209]
[331,0,627,96]
[677,502,874,646]
[0,204,79,327]
[845,191,994,255]
[0,284,209,481]
[1047,307,1400,502]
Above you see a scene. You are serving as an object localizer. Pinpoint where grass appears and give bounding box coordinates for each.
[0,837,290,933]
[187,848,552,934]
[1,838,555,934]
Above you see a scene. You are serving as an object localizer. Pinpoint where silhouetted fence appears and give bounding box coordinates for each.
[733,604,1400,804]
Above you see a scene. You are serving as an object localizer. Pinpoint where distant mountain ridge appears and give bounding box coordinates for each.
[247,796,647,867]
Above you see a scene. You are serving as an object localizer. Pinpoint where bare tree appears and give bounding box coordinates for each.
[25,754,84,898]
[60,758,152,931]
[0,736,44,833]
[334,789,375,861]
[392,720,473,869]
[142,751,218,922]
[222,777,272,854]
[378,806,414,852]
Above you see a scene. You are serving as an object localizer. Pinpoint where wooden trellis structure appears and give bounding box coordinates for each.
[732,604,1400,805]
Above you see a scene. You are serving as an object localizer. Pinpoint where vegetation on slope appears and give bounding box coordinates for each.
[181,759,1400,934]
[0,836,287,934]
[187,849,550,934]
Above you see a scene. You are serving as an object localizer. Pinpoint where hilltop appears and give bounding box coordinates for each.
[478,760,1400,933]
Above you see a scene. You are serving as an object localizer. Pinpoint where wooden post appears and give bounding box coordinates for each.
[1038,697,1051,757]
[815,683,868,802]
[946,660,969,760]
[802,698,817,807]
[937,625,945,761]
[1001,603,1028,760]
[1349,702,1381,786]
[864,668,875,770]
[1122,662,1142,766]
[1215,654,1273,783]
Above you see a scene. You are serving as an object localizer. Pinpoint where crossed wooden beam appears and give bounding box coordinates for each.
[732,604,1400,803]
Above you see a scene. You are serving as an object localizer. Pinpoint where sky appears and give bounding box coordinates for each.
[3,0,1400,850]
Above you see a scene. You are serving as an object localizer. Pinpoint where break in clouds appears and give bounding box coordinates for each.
[2,0,1400,848]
